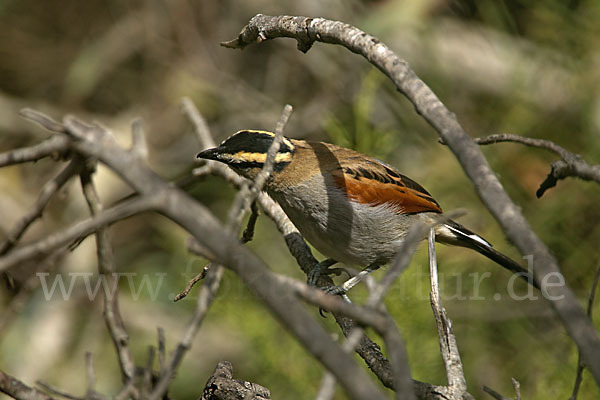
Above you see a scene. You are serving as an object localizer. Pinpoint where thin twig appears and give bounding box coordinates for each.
[148,262,224,400]
[570,266,600,400]
[84,352,97,400]
[512,377,521,400]
[428,229,467,397]
[174,202,260,302]
[468,133,600,197]
[141,347,156,398]
[130,119,148,161]
[0,248,66,335]
[181,97,216,149]
[482,385,511,400]
[157,327,166,376]
[36,381,83,400]
[80,167,136,380]
[0,195,159,273]
[0,159,83,255]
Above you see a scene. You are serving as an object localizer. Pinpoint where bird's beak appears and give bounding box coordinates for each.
[196,147,220,161]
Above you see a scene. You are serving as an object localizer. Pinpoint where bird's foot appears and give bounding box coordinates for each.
[307,258,339,286]
[317,285,351,317]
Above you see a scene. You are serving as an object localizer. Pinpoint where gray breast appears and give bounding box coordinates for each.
[268,174,414,266]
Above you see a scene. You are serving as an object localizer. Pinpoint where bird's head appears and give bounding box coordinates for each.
[197,130,296,180]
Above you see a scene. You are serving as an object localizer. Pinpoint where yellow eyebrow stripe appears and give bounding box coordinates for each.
[230,151,293,164]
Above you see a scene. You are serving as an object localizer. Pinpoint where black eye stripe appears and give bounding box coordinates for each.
[231,161,291,172]
[220,130,293,154]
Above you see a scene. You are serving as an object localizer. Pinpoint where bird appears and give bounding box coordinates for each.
[197,129,537,295]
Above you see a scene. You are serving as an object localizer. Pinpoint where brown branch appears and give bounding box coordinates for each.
[470,133,600,197]
[0,369,55,400]
[79,166,136,381]
[223,14,600,387]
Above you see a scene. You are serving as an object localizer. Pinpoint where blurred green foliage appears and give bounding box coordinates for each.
[1,1,599,399]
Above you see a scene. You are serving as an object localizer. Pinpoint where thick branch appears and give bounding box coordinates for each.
[0,370,55,400]
[223,14,600,386]
[201,361,270,400]
[0,134,69,168]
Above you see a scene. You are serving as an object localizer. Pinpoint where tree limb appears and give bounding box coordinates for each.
[0,369,55,400]
[222,14,600,386]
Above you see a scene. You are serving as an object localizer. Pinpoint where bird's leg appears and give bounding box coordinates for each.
[323,263,381,296]
[307,258,338,286]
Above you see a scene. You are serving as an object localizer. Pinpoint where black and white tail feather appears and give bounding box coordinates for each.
[437,220,539,289]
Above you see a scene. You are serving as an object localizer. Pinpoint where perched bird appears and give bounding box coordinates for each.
[197,130,536,294]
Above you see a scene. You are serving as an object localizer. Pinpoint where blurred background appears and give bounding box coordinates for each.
[1,0,599,398]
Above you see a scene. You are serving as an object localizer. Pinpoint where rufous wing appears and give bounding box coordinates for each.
[332,165,442,214]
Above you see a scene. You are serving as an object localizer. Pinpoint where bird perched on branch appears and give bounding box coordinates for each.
[197,130,537,294]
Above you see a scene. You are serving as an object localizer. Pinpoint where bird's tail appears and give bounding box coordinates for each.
[435,220,539,289]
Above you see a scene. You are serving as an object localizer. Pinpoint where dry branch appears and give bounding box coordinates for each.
[0,370,55,400]
[222,13,600,386]
[201,361,270,400]
[80,165,136,381]
[427,230,468,399]
[471,133,600,197]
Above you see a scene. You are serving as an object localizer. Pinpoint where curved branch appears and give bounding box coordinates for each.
[471,133,600,197]
[222,14,600,386]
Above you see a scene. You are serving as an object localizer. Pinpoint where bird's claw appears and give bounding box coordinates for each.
[317,285,351,317]
[307,259,338,287]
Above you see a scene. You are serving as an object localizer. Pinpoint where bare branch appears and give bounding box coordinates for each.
[19,108,67,134]
[570,266,600,400]
[0,134,69,168]
[472,133,572,159]
[130,119,148,161]
[482,385,511,400]
[0,249,66,335]
[157,327,166,376]
[0,195,159,273]
[181,97,216,149]
[469,133,600,197]
[0,158,82,254]
[35,381,83,400]
[0,369,55,400]
[79,166,136,381]
[201,361,271,400]
[428,229,467,397]
[223,14,600,387]
[149,263,224,400]
[512,378,521,400]
[84,352,103,400]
